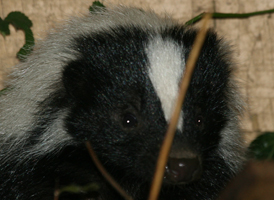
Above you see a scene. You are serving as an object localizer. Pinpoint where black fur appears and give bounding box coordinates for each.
[0,8,245,200]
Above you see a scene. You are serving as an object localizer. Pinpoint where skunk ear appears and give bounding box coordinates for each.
[62,59,97,103]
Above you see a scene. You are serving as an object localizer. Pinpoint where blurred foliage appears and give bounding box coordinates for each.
[58,183,100,195]
[0,87,11,96]
[249,132,274,160]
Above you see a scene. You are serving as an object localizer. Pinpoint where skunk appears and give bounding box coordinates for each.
[0,6,246,200]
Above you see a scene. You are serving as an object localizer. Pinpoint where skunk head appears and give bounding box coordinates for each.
[0,7,246,200]
[61,20,244,190]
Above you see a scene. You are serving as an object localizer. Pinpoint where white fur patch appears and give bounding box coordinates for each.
[218,110,246,173]
[36,110,73,150]
[147,36,185,130]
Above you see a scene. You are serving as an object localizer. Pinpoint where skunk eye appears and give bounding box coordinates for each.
[196,115,203,126]
[122,113,138,128]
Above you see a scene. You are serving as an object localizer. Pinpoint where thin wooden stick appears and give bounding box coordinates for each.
[85,141,133,200]
[148,13,212,200]
[54,189,60,200]
[53,178,60,200]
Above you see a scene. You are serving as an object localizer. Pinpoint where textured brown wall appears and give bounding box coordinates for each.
[1,0,274,143]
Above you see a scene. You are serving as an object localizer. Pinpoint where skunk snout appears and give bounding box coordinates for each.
[164,149,202,184]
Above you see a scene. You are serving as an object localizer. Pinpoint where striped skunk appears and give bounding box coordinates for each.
[0,6,246,200]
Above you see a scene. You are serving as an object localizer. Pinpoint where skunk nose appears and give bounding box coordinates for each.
[164,157,202,184]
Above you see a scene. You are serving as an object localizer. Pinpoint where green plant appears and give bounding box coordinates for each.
[185,8,274,25]
[249,132,274,160]
[89,1,105,12]
[0,11,34,61]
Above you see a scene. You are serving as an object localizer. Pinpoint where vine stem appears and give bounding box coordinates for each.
[148,13,212,200]
[185,8,274,26]
[85,141,133,200]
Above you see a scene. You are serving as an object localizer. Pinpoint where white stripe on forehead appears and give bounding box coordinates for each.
[146,36,185,130]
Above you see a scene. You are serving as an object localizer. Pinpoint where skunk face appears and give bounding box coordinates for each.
[0,7,245,200]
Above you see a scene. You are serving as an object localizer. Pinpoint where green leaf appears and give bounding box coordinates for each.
[89,1,105,13]
[0,18,10,37]
[59,183,100,195]
[5,12,35,61]
[0,11,34,61]
[16,28,34,61]
[249,132,274,160]
[0,87,12,96]
[0,88,6,96]
[4,11,32,30]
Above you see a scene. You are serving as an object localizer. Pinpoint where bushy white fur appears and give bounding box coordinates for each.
[0,6,245,175]
[0,7,178,162]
